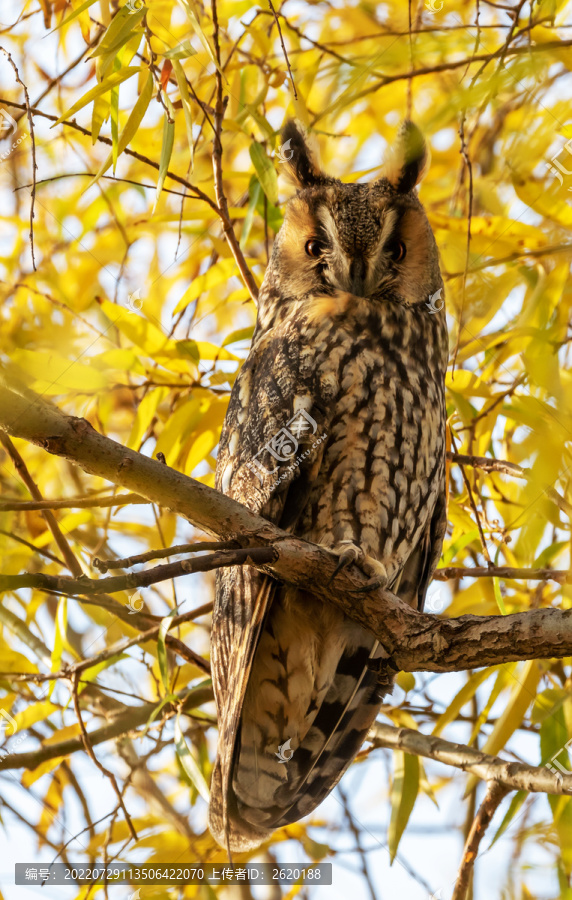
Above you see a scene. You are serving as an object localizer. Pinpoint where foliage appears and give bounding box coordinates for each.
[1,0,572,897]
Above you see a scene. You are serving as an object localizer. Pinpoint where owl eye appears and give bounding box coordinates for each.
[305,239,324,259]
[388,240,407,263]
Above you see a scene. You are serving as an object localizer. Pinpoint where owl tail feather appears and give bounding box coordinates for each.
[208,759,271,853]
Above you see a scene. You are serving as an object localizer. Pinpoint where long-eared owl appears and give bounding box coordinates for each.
[208,120,448,852]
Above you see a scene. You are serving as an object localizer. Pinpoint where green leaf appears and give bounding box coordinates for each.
[110,62,120,170]
[432,667,498,737]
[222,326,255,347]
[240,175,262,250]
[153,114,175,212]
[465,660,542,796]
[541,708,572,874]
[50,597,67,698]
[492,576,507,615]
[140,693,179,739]
[174,712,210,802]
[388,750,419,863]
[90,6,146,60]
[172,60,194,171]
[85,70,153,190]
[78,654,127,692]
[158,612,176,692]
[52,67,141,127]
[249,141,278,206]
[493,546,507,614]
[490,790,527,847]
[163,40,197,60]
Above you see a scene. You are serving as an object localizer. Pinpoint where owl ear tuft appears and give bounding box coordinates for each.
[279,120,323,189]
[382,121,428,193]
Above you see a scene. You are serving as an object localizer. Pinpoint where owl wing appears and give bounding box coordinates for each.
[208,319,333,851]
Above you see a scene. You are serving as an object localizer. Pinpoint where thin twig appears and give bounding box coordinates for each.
[448,452,526,478]
[339,786,378,900]
[0,546,277,595]
[0,526,65,565]
[267,1,297,98]
[72,672,138,842]
[450,432,492,565]
[0,491,148,512]
[0,47,37,268]
[0,97,216,204]
[434,566,572,583]
[0,685,213,771]
[93,540,241,572]
[0,602,213,683]
[0,432,82,575]
[210,0,259,303]
[451,114,474,374]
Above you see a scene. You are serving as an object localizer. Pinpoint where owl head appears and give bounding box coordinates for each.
[267,120,443,311]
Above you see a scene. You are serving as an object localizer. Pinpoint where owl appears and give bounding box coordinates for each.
[208,120,448,854]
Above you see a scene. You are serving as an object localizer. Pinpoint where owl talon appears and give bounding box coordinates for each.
[327,543,360,585]
[350,574,388,594]
[328,541,388,590]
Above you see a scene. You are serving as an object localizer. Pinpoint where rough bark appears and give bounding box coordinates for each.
[1,381,572,674]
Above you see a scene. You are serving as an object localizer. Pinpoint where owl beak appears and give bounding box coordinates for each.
[349,257,366,296]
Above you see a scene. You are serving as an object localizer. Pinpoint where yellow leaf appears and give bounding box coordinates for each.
[85,70,153,190]
[433,668,499,737]
[0,649,37,674]
[9,349,108,394]
[14,701,60,732]
[173,258,242,315]
[23,756,68,787]
[52,66,141,126]
[465,661,542,796]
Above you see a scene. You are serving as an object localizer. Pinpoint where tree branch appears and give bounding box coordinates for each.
[0,602,213,683]
[92,540,240,572]
[434,566,572,583]
[451,782,510,900]
[2,382,572,674]
[210,0,259,303]
[370,723,572,797]
[0,547,276,596]
[71,671,137,841]
[0,491,148,511]
[0,685,213,771]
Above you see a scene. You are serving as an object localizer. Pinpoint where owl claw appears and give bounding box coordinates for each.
[350,574,388,593]
[328,541,388,590]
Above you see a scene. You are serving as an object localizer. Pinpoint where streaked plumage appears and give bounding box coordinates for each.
[208,120,448,852]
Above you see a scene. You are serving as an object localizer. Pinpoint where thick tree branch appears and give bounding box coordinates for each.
[2,382,572,674]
